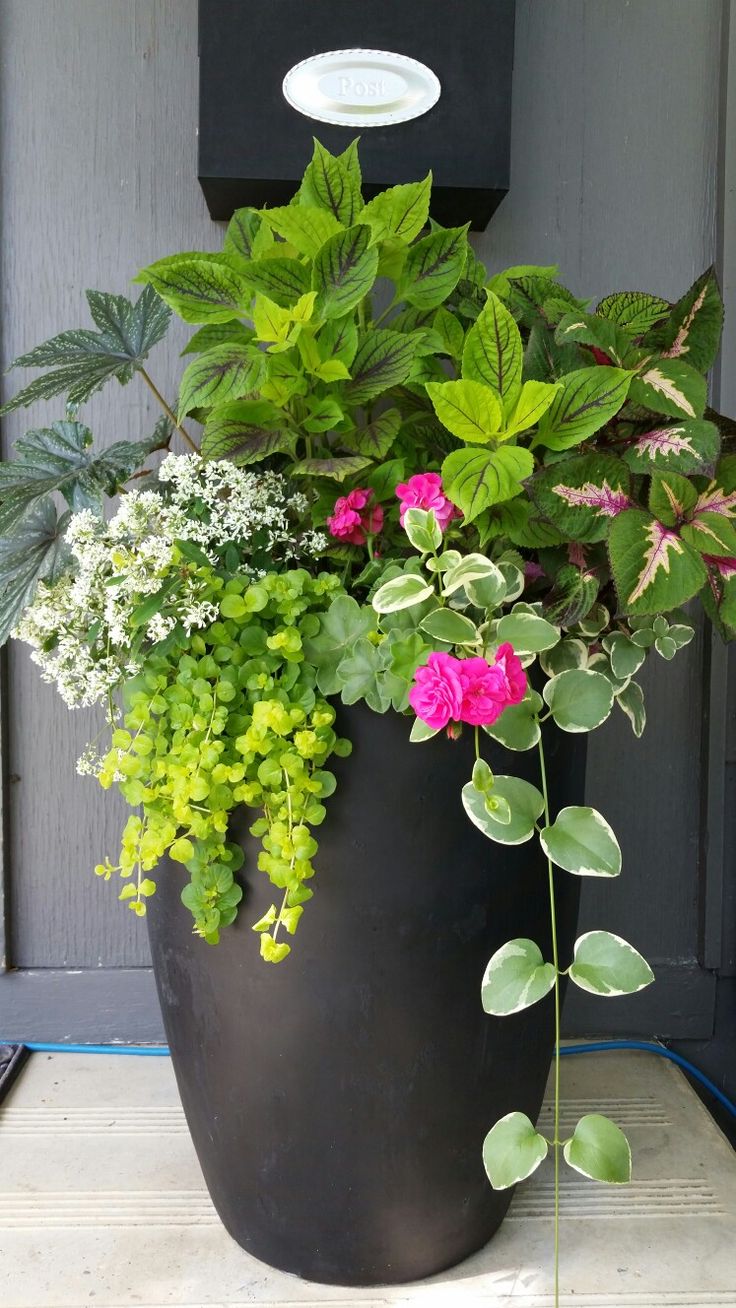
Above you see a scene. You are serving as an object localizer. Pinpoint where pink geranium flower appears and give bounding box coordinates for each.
[327,488,384,546]
[408,651,465,730]
[409,645,527,731]
[396,472,461,532]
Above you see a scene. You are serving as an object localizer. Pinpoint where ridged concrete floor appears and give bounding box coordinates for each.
[0,1049,734,1307]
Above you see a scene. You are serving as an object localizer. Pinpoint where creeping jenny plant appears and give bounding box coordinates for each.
[1,139,734,1303]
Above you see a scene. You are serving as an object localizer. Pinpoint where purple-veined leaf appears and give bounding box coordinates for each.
[312,224,378,320]
[290,455,373,482]
[341,410,401,459]
[300,139,363,226]
[462,292,523,407]
[177,343,265,417]
[201,400,293,465]
[398,225,469,310]
[530,453,631,542]
[346,329,418,404]
[608,509,707,614]
[623,419,720,474]
[441,446,534,523]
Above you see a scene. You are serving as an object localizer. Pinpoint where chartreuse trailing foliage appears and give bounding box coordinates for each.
[1,138,734,1307]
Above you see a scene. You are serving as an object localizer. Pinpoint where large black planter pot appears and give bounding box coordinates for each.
[148,704,586,1286]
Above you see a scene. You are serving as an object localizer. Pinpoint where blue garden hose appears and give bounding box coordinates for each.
[3,1036,735,1119]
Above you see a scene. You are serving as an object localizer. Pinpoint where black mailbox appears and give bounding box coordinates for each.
[198,0,515,230]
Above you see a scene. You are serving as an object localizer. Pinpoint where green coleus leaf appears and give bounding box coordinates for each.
[595,290,670,333]
[426,379,502,443]
[644,266,724,373]
[569,930,654,997]
[299,138,363,226]
[608,509,707,615]
[629,359,707,420]
[177,343,265,418]
[461,292,523,409]
[554,311,636,366]
[239,257,311,307]
[312,224,378,319]
[483,1113,549,1190]
[398,225,469,309]
[481,938,555,1016]
[257,204,343,257]
[563,1114,631,1184]
[342,409,401,460]
[462,775,544,845]
[501,380,560,438]
[0,286,171,415]
[223,207,265,261]
[302,594,377,696]
[346,329,418,404]
[540,806,621,877]
[543,564,600,627]
[622,419,720,475]
[503,274,583,328]
[648,471,698,526]
[359,175,432,245]
[0,497,72,644]
[200,400,294,464]
[680,510,736,557]
[543,668,614,732]
[441,446,534,523]
[137,252,252,323]
[535,366,633,450]
[181,321,254,355]
[318,315,359,368]
[0,421,161,533]
[524,324,583,383]
[291,454,373,482]
[530,452,632,542]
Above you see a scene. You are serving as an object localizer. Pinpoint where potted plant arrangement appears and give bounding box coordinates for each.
[1,139,733,1301]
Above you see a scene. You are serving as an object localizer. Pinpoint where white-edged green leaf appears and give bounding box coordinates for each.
[483,689,543,751]
[616,679,646,737]
[410,717,440,742]
[496,611,560,653]
[543,668,614,732]
[569,930,654,998]
[563,1114,631,1184]
[483,1112,549,1190]
[442,553,505,598]
[481,938,555,1016]
[540,806,621,877]
[462,775,544,845]
[372,573,435,614]
[540,638,588,677]
[403,507,442,554]
[602,632,647,680]
[419,608,479,645]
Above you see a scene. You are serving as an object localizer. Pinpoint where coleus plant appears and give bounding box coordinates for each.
[1,138,733,1305]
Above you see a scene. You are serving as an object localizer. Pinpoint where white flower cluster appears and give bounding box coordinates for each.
[14,455,328,710]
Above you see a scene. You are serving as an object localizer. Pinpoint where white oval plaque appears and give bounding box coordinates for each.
[282,49,441,127]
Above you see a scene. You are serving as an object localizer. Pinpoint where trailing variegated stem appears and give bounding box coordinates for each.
[536,730,562,1307]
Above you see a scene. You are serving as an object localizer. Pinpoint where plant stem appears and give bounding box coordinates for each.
[139,368,200,453]
[537,730,561,1308]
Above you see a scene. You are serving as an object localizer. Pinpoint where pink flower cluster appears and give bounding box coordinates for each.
[327,488,384,546]
[396,472,461,531]
[409,645,527,731]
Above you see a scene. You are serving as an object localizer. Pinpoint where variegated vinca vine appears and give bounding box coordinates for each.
[1,139,734,1307]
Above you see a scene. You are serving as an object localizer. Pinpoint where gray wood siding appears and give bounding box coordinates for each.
[0,0,728,1035]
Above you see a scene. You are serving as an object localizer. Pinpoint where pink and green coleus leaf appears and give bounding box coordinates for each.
[534,366,633,450]
[644,267,724,374]
[530,453,632,542]
[622,419,720,475]
[648,471,698,527]
[608,509,707,615]
[629,358,707,420]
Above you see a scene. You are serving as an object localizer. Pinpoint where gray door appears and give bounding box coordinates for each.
[0,0,732,1041]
